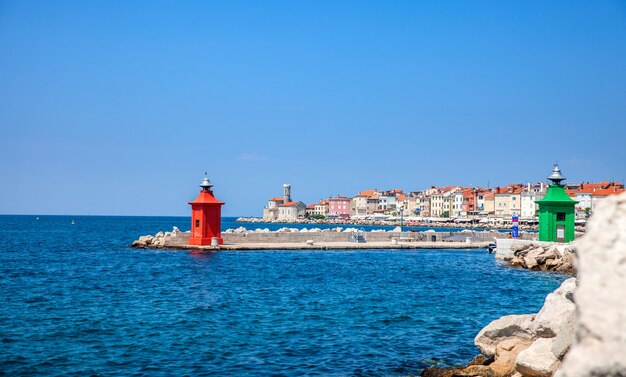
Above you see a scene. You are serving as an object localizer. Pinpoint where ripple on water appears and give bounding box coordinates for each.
[0,216,567,376]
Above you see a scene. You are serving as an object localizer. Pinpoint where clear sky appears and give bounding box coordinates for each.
[1,1,625,217]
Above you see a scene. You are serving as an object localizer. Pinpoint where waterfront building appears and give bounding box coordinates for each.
[483,192,495,215]
[569,182,625,215]
[305,204,316,217]
[521,183,546,219]
[351,189,378,216]
[536,164,578,242]
[475,188,491,213]
[277,201,307,220]
[314,200,329,217]
[451,191,464,217]
[188,174,224,246]
[263,197,285,220]
[378,190,402,214]
[403,192,421,217]
[328,196,350,219]
[263,184,305,221]
[430,186,460,217]
[494,184,524,218]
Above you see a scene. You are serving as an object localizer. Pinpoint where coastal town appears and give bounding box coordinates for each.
[256,171,625,225]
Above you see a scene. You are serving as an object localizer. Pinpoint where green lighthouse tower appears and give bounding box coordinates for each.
[536,164,578,242]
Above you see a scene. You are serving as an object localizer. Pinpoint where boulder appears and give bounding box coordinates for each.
[515,338,560,377]
[551,309,576,359]
[139,235,153,245]
[474,314,536,357]
[523,256,538,270]
[152,237,166,247]
[559,192,626,376]
[530,278,576,338]
[490,338,532,376]
[512,243,531,256]
[155,231,164,238]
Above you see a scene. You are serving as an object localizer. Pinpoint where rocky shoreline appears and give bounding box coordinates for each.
[422,278,576,377]
[508,243,576,274]
[422,192,626,377]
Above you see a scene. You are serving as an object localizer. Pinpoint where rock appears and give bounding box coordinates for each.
[155,231,164,238]
[468,354,491,366]
[551,308,576,359]
[511,243,530,254]
[515,338,560,377]
[152,237,165,247]
[523,256,539,270]
[172,226,180,233]
[139,235,153,245]
[489,338,532,376]
[530,278,576,338]
[559,192,626,376]
[474,314,536,357]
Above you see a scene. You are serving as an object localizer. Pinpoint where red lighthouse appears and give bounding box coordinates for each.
[188,174,224,246]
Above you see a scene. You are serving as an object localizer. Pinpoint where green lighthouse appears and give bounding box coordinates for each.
[536,164,578,242]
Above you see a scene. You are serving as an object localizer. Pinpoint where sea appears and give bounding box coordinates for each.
[0,215,566,376]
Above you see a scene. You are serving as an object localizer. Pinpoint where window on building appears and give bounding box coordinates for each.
[195,219,200,227]
[557,212,566,221]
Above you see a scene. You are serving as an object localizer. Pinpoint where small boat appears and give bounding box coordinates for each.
[71,220,75,225]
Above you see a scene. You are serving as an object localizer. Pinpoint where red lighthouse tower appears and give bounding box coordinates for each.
[188,174,224,246]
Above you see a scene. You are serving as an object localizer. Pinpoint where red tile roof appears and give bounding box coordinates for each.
[269,197,284,202]
[356,189,376,197]
[278,201,301,207]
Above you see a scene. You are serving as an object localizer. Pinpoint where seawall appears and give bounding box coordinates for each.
[131,229,524,250]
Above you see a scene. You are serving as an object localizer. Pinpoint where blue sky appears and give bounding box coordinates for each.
[1,1,625,216]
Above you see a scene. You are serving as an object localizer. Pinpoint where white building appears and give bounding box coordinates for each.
[520,183,546,219]
[263,184,305,221]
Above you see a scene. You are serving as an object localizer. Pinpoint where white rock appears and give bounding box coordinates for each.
[559,192,626,376]
[152,237,166,247]
[155,231,164,238]
[551,307,576,359]
[300,228,309,233]
[172,226,180,233]
[474,314,536,357]
[530,278,576,338]
[515,337,560,377]
[138,235,153,244]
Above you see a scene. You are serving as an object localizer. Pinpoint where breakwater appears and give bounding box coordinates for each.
[131,227,537,250]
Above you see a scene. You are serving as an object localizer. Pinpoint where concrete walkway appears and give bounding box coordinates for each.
[166,241,491,251]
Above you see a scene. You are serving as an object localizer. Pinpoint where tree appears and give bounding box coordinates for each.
[442,211,450,218]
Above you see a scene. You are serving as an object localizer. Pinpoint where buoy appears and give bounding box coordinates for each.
[71,220,75,225]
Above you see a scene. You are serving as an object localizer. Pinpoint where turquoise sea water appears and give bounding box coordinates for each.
[0,215,565,376]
